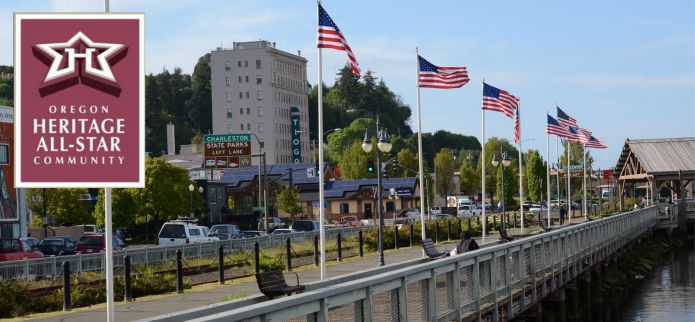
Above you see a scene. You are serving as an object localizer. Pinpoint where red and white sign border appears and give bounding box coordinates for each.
[13,13,145,188]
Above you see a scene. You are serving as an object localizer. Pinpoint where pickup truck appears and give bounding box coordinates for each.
[0,238,44,262]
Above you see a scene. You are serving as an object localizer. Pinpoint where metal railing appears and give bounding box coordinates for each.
[0,226,368,280]
[151,206,658,322]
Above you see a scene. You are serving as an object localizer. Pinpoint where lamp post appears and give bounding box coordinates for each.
[188,184,194,216]
[197,186,205,222]
[248,132,268,233]
[491,149,511,229]
[361,117,392,267]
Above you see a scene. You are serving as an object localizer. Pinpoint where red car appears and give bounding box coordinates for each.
[0,238,44,262]
[75,235,126,254]
[339,216,363,227]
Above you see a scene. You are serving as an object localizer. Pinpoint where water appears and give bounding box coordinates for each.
[619,238,695,321]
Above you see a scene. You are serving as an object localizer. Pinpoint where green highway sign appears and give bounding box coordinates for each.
[203,133,251,143]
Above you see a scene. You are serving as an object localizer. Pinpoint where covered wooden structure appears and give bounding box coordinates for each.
[614,137,695,210]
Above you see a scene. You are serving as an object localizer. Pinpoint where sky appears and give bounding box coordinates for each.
[1,0,694,169]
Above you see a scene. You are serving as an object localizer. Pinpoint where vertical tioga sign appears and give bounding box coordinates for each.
[14,13,144,188]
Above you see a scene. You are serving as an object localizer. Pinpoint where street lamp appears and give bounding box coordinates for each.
[491,150,511,229]
[248,132,268,233]
[362,117,391,266]
[188,184,195,216]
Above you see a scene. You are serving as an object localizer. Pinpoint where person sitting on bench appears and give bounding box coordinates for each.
[451,230,479,255]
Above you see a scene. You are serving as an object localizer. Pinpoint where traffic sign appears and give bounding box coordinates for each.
[203,133,252,169]
[204,133,251,142]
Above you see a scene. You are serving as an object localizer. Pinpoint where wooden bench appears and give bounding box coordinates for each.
[456,238,479,254]
[422,238,449,259]
[255,270,305,299]
[499,228,514,242]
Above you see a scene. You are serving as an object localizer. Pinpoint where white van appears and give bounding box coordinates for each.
[157,221,210,245]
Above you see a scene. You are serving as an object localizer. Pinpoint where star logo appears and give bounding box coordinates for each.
[33,31,128,96]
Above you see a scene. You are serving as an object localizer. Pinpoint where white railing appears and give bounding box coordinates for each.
[145,206,657,322]
[0,226,368,280]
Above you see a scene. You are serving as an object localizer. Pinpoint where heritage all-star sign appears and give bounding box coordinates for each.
[14,13,145,188]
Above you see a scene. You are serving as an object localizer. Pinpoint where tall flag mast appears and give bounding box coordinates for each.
[557,107,577,224]
[416,53,469,241]
[317,2,359,280]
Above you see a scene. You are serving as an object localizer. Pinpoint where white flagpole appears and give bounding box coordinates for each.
[103,1,115,322]
[517,102,524,233]
[583,143,587,219]
[317,2,326,280]
[481,80,486,243]
[546,121,551,227]
[567,139,571,224]
[555,138,560,222]
[415,48,427,241]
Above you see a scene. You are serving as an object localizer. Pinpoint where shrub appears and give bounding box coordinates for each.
[259,256,284,272]
[0,280,31,318]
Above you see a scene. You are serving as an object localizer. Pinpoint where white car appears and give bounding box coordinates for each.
[157,220,211,245]
[529,204,547,213]
[457,204,482,218]
[429,206,442,216]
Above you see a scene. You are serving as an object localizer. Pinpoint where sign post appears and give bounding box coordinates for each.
[14,12,145,322]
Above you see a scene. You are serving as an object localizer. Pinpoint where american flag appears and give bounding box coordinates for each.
[556,106,577,128]
[577,127,591,144]
[418,55,469,89]
[482,82,518,119]
[318,4,360,76]
[513,107,520,143]
[547,114,579,140]
[585,135,607,149]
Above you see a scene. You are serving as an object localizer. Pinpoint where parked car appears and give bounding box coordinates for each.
[291,220,320,232]
[82,224,102,235]
[115,227,134,241]
[258,217,287,231]
[339,216,363,227]
[241,230,269,238]
[529,204,547,213]
[0,238,44,261]
[457,204,482,218]
[200,226,220,242]
[157,220,210,245]
[210,224,242,240]
[430,206,443,216]
[36,237,76,256]
[430,213,454,220]
[75,235,126,254]
[271,228,292,235]
[402,208,421,221]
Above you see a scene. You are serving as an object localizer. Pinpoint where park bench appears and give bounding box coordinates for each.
[422,238,449,259]
[499,228,514,242]
[255,270,305,299]
[538,214,553,232]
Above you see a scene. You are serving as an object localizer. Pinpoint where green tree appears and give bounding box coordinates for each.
[339,140,372,179]
[476,137,519,203]
[396,148,418,177]
[92,188,139,227]
[187,54,212,134]
[560,141,594,197]
[434,148,455,198]
[496,165,517,207]
[525,150,547,202]
[327,117,375,163]
[275,186,302,219]
[49,189,93,225]
[459,157,479,195]
[134,157,196,224]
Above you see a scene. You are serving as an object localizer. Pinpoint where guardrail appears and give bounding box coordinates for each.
[0,226,369,280]
[150,206,658,322]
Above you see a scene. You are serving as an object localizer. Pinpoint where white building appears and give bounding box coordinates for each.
[210,41,310,165]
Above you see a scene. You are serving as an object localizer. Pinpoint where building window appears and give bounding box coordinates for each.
[239,92,243,99]
[245,75,249,83]
[225,61,231,71]
[256,59,262,69]
[257,91,263,101]
[258,122,264,133]
[226,93,233,102]
[227,109,233,119]
[0,144,8,165]
[257,107,263,117]
[238,60,241,67]
[239,107,243,114]
[256,75,262,84]
[209,186,217,204]
[227,124,234,133]
[340,203,350,214]
[245,60,248,67]
[247,123,250,131]
[225,77,231,87]
[245,92,249,99]
[241,124,244,131]
[237,76,241,83]
[386,201,395,212]
[246,107,250,114]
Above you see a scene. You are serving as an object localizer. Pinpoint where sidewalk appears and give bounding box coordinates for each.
[19,227,546,322]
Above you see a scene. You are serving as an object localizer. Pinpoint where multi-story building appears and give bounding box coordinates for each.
[210,40,310,165]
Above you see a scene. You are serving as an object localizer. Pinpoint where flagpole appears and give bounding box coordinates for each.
[415,48,427,241]
[583,143,587,220]
[317,2,326,280]
[517,101,524,233]
[481,80,486,244]
[567,139,571,224]
[555,105,560,224]
[546,119,551,227]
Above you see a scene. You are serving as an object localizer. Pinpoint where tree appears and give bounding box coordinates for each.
[434,148,455,198]
[339,140,372,179]
[496,165,517,207]
[327,117,375,163]
[133,157,196,224]
[560,141,594,197]
[92,188,139,227]
[187,53,212,134]
[395,148,418,177]
[275,186,302,219]
[49,189,93,225]
[525,150,547,202]
[476,137,519,203]
[459,157,479,196]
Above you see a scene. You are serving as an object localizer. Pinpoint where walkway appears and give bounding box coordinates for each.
[21,230,520,322]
